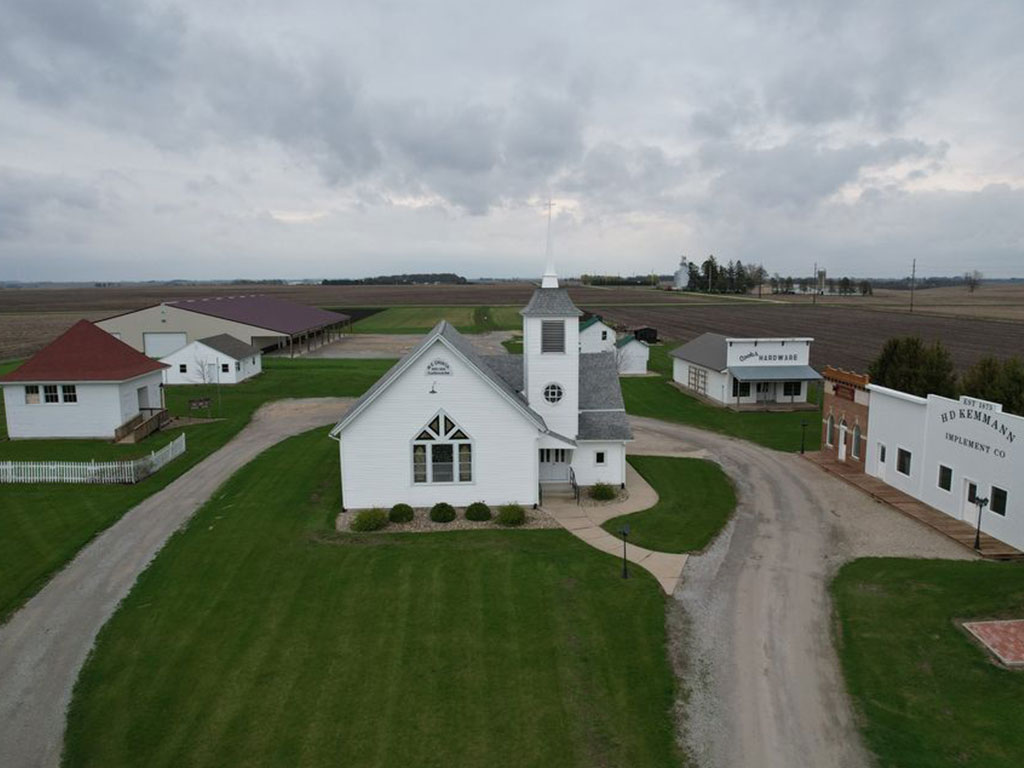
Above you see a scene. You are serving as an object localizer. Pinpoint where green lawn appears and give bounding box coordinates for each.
[602,456,735,553]
[66,429,682,768]
[0,357,393,623]
[833,559,1024,768]
[502,334,523,354]
[621,376,821,452]
[351,305,521,334]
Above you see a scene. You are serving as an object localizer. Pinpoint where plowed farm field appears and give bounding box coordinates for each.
[594,304,1024,374]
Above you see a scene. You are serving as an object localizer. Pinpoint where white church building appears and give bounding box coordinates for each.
[329,266,632,510]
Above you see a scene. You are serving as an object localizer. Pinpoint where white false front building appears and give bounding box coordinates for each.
[330,267,632,510]
[866,386,1024,552]
[671,333,820,406]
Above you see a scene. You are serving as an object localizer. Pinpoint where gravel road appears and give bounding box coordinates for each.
[630,416,974,768]
[0,398,353,768]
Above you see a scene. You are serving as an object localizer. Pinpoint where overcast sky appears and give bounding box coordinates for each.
[1,0,1022,281]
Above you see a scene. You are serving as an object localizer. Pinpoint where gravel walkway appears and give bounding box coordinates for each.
[630,416,973,768]
[0,398,354,768]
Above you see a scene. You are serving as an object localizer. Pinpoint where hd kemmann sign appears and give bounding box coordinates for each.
[931,395,1019,464]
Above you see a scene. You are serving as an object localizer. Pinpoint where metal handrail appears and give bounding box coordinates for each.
[569,467,580,505]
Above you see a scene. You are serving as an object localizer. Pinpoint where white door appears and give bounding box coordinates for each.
[143,332,187,357]
[962,479,979,522]
[838,423,848,462]
[539,448,571,481]
[137,386,149,411]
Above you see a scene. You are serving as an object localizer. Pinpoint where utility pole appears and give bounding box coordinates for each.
[812,262,817,305]
[910,258,916,313]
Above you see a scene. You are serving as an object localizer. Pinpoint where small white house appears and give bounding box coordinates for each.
[0,320,167,439]
[671,333,820,407]
[615,334,650,375]
[329,264,632,510]
[579,316,616,354]
[160,334,262,385]
[866,386,1024,553]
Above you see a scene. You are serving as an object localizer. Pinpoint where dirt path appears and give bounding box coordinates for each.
[0,398,353,768]
[629,416,973,768]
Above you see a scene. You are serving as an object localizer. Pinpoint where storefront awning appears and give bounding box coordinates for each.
[729,365,822,382]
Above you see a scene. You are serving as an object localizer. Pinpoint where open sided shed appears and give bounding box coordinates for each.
[96,295,349,357]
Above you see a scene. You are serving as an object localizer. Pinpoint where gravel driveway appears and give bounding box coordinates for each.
[0,398,353,768]
[630,416,974,768]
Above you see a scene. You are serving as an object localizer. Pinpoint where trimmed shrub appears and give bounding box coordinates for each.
[351,508,388,532]
[589,483,617,501]
[389,503,414,523]
[496,503,526,527]
[429,502,456,523]
[465,502,492,521]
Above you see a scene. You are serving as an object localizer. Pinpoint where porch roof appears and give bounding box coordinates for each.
[729,365,822,382]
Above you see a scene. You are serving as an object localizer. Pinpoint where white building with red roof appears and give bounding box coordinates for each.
[0,321,168,439]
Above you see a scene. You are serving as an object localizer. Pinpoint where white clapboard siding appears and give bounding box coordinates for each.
[0,434,186,484]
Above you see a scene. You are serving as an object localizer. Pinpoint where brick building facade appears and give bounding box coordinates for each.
[821,367,870,468]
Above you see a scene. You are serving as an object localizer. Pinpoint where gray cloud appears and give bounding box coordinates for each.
[0,0,1021,279]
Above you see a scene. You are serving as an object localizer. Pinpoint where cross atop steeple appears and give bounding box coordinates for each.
[541,199,559,288]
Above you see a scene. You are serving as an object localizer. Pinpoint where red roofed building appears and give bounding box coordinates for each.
[1,321,168,439]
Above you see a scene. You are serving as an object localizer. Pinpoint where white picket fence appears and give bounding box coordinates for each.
[0,434,187,485]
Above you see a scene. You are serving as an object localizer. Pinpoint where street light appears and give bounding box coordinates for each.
[620,524,630,579]
[973,496,989,551]
[800,420,808,454]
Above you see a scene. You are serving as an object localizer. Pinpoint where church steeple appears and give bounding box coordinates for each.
[541,199,559,288]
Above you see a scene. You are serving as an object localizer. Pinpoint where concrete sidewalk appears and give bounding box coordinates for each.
[0,398,353,768]
[542,464,688,593]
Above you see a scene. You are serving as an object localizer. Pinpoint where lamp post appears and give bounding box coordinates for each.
[800,420,808,455]
[973,496,989,551]
[620,524,630,579]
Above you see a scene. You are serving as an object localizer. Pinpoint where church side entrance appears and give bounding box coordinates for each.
[539,448,571,482]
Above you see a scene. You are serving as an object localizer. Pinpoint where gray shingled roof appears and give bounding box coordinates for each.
[331,322,545,437]
[578,411,633,441]
[520,287,583,317]
[483,355,523,392]
[198,334,260,360]
[669,332,728,371]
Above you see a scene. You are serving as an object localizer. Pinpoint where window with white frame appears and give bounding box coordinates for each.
[595,451,606,465]
[826,415,835,446]
[601,330,608,340]
[412,413,472,484]
[44,385,59,403]
[235,361,241,372]
[541,320,565,353]
[61,385,77,403]
[540,448,568,463]
[782,381,801,397]
[851,424,862,459]
[221,363,229,373]
[896,448,912,476]
[732,378,751,398]
[991,486,1007,516]
[544,383,564,404]
[937,464,952,491]
[24,385,40,404]
[179,363,187,374]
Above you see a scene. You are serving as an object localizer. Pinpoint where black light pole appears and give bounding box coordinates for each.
[620,524,630,579]
[800,420,808,455]
[973,497,989,551]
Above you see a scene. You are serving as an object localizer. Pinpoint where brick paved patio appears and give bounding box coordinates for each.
[963,620,1024,666]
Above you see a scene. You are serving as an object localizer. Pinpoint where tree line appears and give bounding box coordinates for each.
[322,273,468,286]
[869,336,1024,417]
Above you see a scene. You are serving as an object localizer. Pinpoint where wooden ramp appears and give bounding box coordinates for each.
[804,452,1024,561]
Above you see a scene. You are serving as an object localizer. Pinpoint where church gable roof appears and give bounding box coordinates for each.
[520,287,583,317]
[329,322,546,437]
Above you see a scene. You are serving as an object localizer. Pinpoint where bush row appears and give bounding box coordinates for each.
[349,502,527,531]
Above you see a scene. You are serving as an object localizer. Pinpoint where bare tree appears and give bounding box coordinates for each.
[964,270,983,293]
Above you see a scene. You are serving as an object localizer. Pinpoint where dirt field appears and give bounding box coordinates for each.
[775,284,1024,322]
[595,303,1024,374]
[3,281,1021,364]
